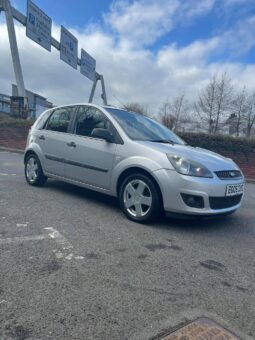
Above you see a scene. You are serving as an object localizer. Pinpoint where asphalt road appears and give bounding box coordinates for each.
[0,150,254,340]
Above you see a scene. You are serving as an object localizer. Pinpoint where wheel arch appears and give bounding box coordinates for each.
[24,149,38,163]
[24,144,44,164]
[116,167,163,204]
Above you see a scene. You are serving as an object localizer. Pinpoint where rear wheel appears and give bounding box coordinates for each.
[25,154,47,186]
[119,173,162,223]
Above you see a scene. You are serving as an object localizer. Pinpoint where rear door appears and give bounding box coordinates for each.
[37,106,76,176]
[64,105,118,190]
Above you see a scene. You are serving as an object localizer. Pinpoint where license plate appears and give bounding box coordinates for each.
[226,183,244,196]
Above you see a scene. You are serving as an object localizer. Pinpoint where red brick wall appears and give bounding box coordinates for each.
[0,126,29,150]
[0,126,254,180]
[218,151,255,180]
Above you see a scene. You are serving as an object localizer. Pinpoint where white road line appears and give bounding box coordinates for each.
[44,227,73,250]
[0,172,16,176]
[16,223,29,227]
[0,227,83,261]
[0,234,46,245]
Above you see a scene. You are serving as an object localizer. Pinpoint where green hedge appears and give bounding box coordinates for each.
[178,132,255,154]
[0,112,34,127]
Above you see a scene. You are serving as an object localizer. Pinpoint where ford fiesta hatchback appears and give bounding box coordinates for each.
[24,103,245,222]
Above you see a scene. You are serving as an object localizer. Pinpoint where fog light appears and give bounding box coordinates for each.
[181,193,204,208]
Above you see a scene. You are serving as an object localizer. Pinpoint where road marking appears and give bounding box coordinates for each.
[55,251,64,259]
[74,255,84,260]
[44,227,73,250]
[0,226,83,261]
[0,172,16,176]
[16,223,29,227]
[0,234,46,245]
[3,162,22,166]
[44,227,76,260]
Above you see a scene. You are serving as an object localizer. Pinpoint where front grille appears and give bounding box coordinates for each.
[209,194,242,209]
[215,170,242,180]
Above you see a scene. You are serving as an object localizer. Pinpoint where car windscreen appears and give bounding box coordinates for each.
[106,108,185,144]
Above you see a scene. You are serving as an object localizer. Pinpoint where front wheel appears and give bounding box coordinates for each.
[119,173,162,223]
[25,154,47,186]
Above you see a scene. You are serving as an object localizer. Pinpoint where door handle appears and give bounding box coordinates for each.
[39,135,45,140]
[67,141,76,147]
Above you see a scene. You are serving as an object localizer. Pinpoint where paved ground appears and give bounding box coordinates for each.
[0,151,254,340]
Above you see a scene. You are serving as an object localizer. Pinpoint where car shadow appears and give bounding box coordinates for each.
[44,178,119,210]
[43,179,240,233]
[157,213,240,234]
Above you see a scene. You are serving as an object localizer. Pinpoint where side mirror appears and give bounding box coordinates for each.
[91,128,114,143]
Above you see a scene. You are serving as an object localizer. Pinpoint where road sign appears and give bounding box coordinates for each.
[80,48,96,81]
[26,0,52,51]
[60,26,78,69]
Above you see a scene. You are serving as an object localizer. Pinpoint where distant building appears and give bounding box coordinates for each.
[12,84,53,118]
[0,93,11,114]
[223,113,254,137]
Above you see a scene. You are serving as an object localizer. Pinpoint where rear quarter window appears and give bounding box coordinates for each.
[33,109,53,130]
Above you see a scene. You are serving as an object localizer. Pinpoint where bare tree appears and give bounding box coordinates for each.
[214,73,233,134]
[195,73,233,134]
[123,103,148,115]
[195,75,217,134]
[245,92,255,137]
[159,94,188,131]
[231,87,249,136]
[159,102,174,129]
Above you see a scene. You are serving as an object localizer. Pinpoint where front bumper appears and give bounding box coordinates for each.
[153,169,245,215]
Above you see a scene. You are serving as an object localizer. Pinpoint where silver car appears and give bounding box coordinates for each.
[24,103,245,222]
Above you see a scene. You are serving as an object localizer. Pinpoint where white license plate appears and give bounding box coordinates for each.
[226,183,244,196]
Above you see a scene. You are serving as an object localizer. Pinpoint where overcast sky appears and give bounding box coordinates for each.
[0,0,255,112]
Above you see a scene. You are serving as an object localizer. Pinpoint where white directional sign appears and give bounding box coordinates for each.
[26,0,52,51]
[80,48,96,81]
[60,26,78,69]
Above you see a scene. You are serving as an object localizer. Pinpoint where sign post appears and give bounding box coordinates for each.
[3,0,26,99]
[1,0,108,109]
[60,26,78,69]
[80,49,96,81]
[26,0,52,51]
[88,73,107,106]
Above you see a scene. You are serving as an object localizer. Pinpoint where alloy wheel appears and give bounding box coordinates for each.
[26,156,39,183]
[123,179,152,217]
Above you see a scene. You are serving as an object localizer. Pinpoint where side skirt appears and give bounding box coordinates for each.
[44,171,116,197]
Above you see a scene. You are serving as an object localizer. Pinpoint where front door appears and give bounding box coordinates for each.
[64,106,117,190]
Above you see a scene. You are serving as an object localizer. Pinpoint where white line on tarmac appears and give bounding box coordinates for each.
[0,227,83,260]
[0,172,16,176]
[0,234,46,245]
[44,227,73,250]
[16,223,29,227]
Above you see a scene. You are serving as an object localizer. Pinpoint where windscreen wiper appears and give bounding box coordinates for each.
[151,139,175,145]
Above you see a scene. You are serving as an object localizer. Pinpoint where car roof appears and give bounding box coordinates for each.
[50,103,131,113]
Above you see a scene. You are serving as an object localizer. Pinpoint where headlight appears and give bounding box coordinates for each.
[167,154,213,178]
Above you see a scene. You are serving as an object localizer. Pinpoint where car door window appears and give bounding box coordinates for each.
[75,106,112,137]
[45,106,74,133]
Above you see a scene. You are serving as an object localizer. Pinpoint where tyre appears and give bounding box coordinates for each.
[119,173,162,223]
[25,154,47,186]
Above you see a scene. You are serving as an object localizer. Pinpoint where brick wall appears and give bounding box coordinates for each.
[0,126,29,150]
[218,151,255,180]
[0,126,254,180]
